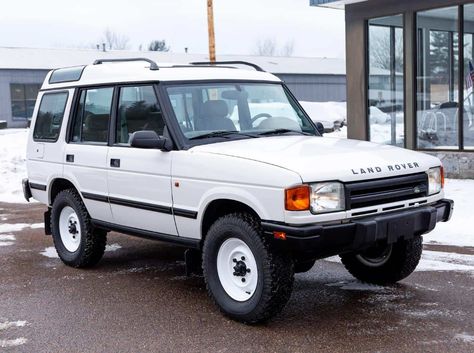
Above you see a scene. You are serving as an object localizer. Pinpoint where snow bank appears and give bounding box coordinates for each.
[427,179,473,247]
[0,129,29,203]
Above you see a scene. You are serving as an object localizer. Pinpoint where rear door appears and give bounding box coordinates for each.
[107,84,177,235]
[63,86,114,222]
[27,90,71,204]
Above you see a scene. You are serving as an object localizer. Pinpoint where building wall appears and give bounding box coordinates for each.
[0,69,48,128]
[275,74,346,102]
[344,0,474,178]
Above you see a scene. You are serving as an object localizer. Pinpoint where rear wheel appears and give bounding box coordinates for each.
[51,189,106,268]
[340,236,423,285]
[202,213,294,324]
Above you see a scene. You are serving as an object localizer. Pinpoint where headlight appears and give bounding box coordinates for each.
[427,167,444,195]
[310,182,345,213]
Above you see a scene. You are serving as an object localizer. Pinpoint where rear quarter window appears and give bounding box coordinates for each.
[33,92,69,142]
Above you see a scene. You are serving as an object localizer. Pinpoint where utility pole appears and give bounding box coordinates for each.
[207,0,216,62]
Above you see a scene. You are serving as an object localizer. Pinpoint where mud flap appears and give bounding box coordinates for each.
[44,208,52,235]
[184,249,202,276]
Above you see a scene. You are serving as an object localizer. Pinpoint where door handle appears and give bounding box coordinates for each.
[110,159,120,168]
[66,154,74,163]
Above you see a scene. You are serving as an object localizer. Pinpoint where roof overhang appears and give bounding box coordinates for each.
[309,0,368,9]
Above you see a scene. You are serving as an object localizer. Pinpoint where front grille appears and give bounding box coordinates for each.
[345,173,428,210]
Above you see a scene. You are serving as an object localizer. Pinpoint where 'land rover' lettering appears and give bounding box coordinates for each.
[351,162,420,175]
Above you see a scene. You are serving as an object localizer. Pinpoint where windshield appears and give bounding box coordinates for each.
[165,83,317,141]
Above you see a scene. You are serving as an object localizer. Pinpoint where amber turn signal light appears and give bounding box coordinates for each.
[285,185,310,211]
[273,231,287,240]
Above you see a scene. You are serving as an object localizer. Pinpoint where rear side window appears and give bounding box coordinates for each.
[33,92,68,142]
[71,87,113,143]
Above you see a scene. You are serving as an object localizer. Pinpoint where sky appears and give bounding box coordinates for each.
[0,0,345,58]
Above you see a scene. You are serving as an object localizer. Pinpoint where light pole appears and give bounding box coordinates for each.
[207,0,216,62]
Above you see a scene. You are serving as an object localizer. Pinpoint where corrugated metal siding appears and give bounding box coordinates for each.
[276,74,347,102]
[0,69,48,128]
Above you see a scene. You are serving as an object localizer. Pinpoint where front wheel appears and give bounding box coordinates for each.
[340,236,423,285]
[202,213,294,324]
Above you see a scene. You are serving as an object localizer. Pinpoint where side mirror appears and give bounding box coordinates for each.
[315,122,325,135]
[130,130,172,151]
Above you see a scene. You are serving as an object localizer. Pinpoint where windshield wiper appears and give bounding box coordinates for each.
[189,130,259,140]
[258,129,310,136]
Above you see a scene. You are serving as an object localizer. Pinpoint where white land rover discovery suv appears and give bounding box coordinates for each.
[24,58,453,323]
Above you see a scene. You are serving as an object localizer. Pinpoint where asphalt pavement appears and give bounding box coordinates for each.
[1,202,473,353]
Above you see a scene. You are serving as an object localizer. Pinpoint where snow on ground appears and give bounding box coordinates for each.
[40,243,122,258]
[427,179,473,247]
[326,249,474,275]
[0,129,29,203]
[0,223,42,247]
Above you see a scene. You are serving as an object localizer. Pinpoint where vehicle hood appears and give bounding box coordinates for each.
[189,136,441,182]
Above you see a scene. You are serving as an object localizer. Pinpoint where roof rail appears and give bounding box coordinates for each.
[190,61,265,72]
[93,58,159,70]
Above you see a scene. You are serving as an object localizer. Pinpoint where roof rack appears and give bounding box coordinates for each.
[93,58,159,71]
[190,61,265,72]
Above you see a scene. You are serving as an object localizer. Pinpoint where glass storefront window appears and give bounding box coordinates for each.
[368,15,404,146]
[464,5,474,149]
[416,6,459,150]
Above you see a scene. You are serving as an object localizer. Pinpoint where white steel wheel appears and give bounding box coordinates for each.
[58,206,81,252]
[217,238,258,302]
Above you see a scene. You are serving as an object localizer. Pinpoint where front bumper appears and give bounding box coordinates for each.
[262,199,453,260]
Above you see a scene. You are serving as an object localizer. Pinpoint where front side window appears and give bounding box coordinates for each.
[166,83,316,141]
[71,87,113,143]
[33,92,68,141]
[116,85,165,144]
[417,6,459,150]
[368,15,404,146]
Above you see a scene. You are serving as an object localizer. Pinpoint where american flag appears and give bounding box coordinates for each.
[466,61,474,89]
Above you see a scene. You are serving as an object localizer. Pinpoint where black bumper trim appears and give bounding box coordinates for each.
[262,199,453,260]
[29,182,46,191]
[22,178,32,201]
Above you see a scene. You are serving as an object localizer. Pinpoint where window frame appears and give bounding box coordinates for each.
[32,90,69,143]
[413,4,471,152]
[366,15,406,147]
[66,85,116,146]
[112,83,166,147]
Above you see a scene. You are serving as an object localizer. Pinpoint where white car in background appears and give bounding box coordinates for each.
[369,106,391,124]
[299,101,346,132]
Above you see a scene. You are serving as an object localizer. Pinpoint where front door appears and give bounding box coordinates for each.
[107,85,177,235]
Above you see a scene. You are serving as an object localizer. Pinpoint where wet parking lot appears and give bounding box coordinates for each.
[1,202,473,353]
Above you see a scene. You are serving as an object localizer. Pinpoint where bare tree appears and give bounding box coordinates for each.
[102,28,130,50]
[280,40,295,57]
[253,38,295,57]
[369,28,403,72]
[254,38,277,56]
[148,40,170,52]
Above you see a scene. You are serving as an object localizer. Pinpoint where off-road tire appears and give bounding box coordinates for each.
[340,236,423,285]
[294,259,316,273]
[202,213,294,324]
[51,189,107,268]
